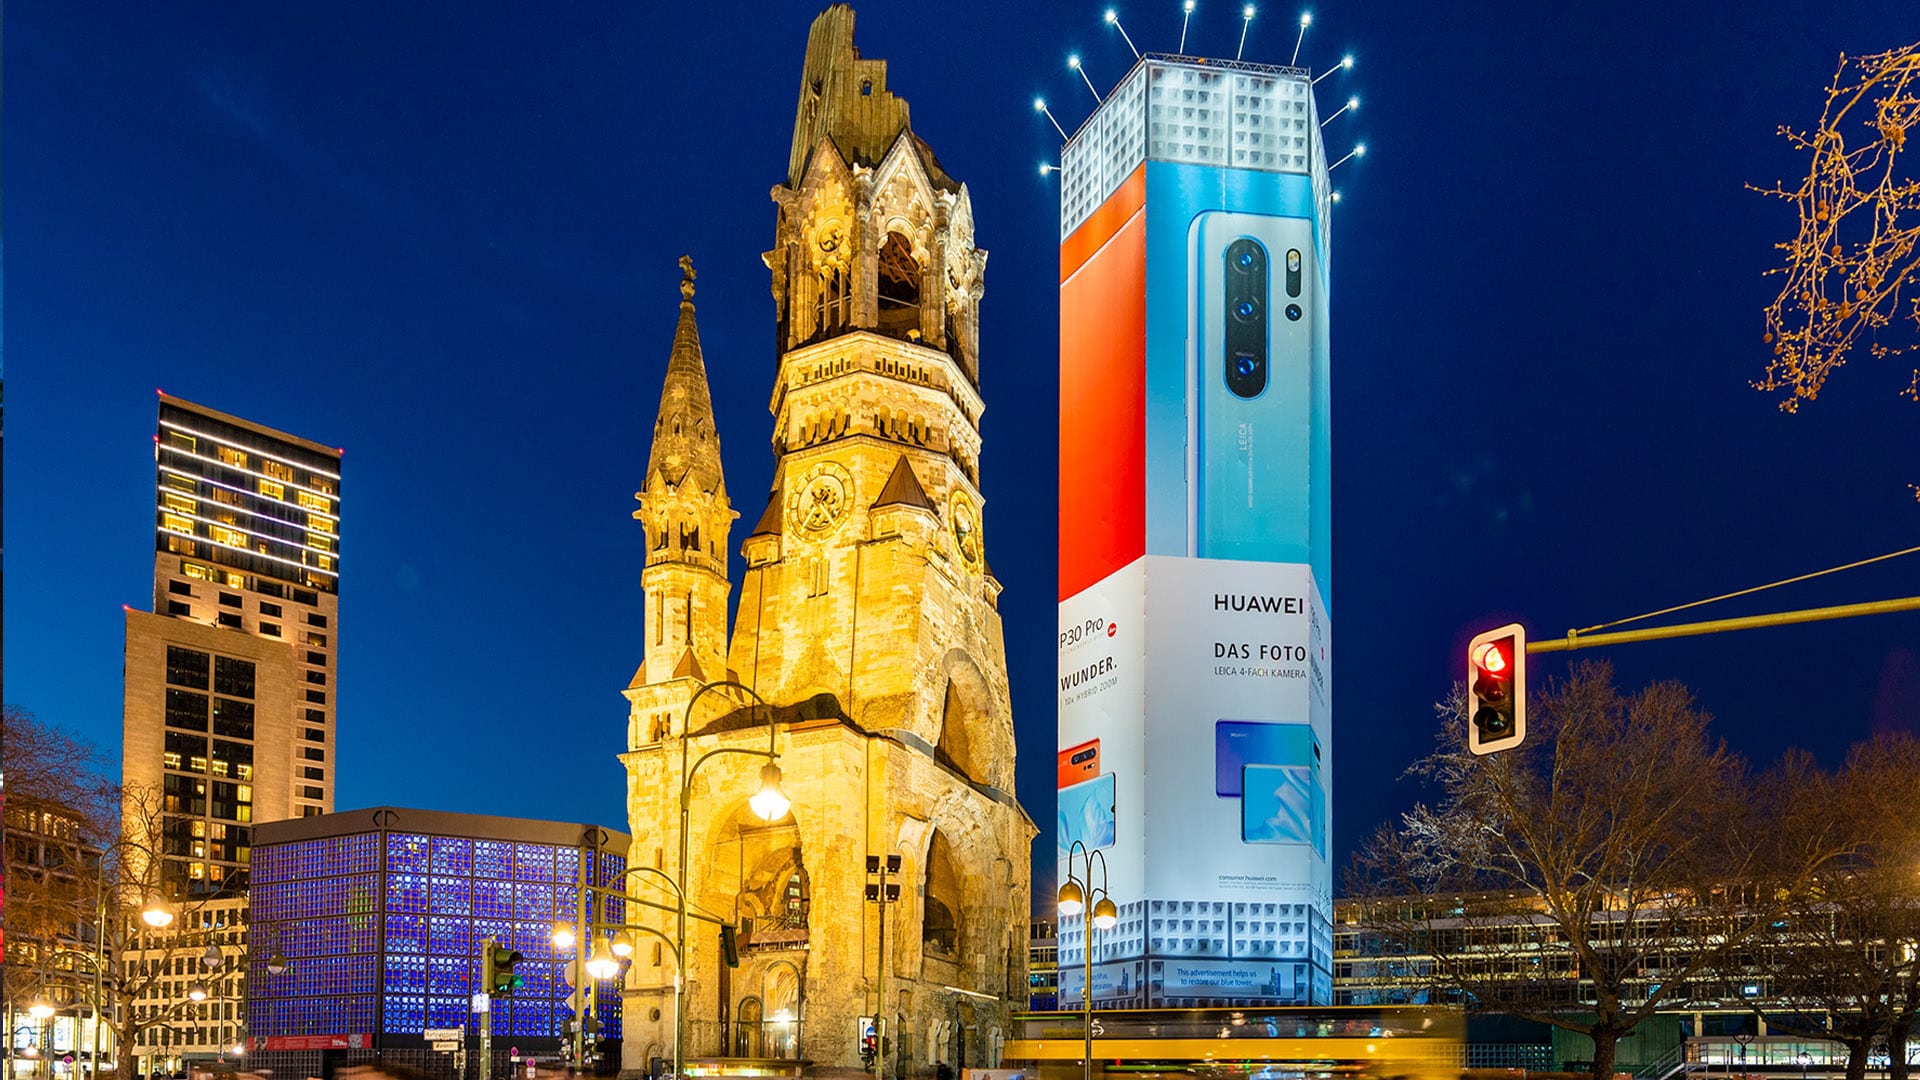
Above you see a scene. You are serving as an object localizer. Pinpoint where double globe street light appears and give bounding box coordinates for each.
[548,680,790,1080]
[1059,841,1118,1080]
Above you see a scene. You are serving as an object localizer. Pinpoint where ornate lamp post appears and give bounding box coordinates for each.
[1058,841,1117,1080]
[673,681,789,1079]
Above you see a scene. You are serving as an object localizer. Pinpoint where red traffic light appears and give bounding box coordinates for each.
[1465,623,1527,756]
[1471,640,1509,675]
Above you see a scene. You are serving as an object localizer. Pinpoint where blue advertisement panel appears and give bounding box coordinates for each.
[1058,57,1334,1007]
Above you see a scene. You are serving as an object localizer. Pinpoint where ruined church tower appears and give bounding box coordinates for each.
[619,6,1033,1075]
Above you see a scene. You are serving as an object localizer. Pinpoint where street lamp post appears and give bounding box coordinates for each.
[1057,841,1117,1080]
[552,868,688,1078]
[675,681,789,1080]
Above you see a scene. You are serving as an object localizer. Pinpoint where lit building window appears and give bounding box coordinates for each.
[182,562,215,581]
[313,554,334,571]
[264,460,295,482]
[163,513,195,534]
[308,533,335,552]
[308,514,335,535]
[297,491,331,512]
[170,432,198,452]
[217,447,248,468]
[258,479,285,499]
[210,526,247,548]
[164,492,198,515]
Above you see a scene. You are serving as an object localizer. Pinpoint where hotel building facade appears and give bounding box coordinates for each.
[121,393,342,1070]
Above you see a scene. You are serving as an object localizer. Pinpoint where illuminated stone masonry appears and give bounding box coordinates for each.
[618,6,1034,1076]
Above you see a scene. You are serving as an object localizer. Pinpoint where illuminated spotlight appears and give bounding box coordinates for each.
[1329,142,1366,169]
[1035,97,1068,140]
[1106,9,1141,60]
[1313,53,1353,84]
[1320,95,1357,126]
[1070,53,1103,103]
[1330,190,1342,203]
[1040,163,1059,176]
[1180,0,1197,53]
[1237,4,1255,60]
[1291,11,1310,66]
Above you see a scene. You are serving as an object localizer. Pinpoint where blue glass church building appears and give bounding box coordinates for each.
[247,807,628,1073]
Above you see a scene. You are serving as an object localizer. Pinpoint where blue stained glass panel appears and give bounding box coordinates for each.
[474,840,512,877]
[389,833,430,873]
[429,916,472,957]
[514,844,554,882]
[387,913,428,953]
[430,836,472,876]
[474,879,512,918]
[431,875,472,916]
[389,872,429,913]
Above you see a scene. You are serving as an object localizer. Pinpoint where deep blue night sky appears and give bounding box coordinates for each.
[7,2,1918,907]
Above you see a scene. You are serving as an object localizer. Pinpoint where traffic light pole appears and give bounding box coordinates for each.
[1527,594,1920,654]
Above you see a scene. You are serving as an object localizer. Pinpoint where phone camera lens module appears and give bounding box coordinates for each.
[1231,245,1263,272]
[1285,303,1302,321]
[1233,298,1260,322]
[1235,355,1258,378]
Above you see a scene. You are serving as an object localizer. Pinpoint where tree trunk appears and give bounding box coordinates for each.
[1846,1036,1872,1080]
[1891,1018,1912,1080]
[1591,1026,1624,1080]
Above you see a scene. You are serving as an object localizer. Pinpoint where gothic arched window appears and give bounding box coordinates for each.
[879,233,920,308]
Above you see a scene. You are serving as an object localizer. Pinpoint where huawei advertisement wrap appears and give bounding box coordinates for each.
[1057,58,1334,1007]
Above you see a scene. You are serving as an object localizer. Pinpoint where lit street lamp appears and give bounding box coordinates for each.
[675,680,790,1079]
[1059,841,1118,1080]
[141,900,175,929]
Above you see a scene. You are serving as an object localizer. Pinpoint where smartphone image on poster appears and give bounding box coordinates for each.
[1058,772,1117,853]
[1242,763,1325,857]
[1187,211,1318,561]
[1058,739,1101,788]
[1216,720,1318,797]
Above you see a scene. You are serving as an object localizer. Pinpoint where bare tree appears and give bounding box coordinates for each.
[96,785,246,1079]
[1348,663,1837,1080]
[2,708,246,1078]
[1757,735,1920,1080]
[2,707,119,1039]
[1755,44,1920,426]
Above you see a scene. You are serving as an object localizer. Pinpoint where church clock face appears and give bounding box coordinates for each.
[789,460,853,536]
[950,490,982,569]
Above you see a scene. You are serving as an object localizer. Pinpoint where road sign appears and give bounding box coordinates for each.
[431,1042,461,1053]
[472,993,491,1014]
[423,1028,464,1042]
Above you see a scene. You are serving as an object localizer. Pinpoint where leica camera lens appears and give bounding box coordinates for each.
[1234,247,1262,272]
[1234,298,1260,322]
[1285,303,1302,321]
[1235,355,1259,378]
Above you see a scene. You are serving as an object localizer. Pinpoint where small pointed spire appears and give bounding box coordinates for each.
[643,257,726,499]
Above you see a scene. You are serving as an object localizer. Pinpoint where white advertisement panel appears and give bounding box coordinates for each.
[1058,557,1330,1006]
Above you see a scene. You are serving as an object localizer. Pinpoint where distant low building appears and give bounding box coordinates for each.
[1028,919,1058,1013]
[247,807,629,1080]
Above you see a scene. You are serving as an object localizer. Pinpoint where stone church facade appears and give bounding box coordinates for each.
[618,6,1034,1075]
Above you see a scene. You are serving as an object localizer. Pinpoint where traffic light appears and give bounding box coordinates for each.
[1466,623,1527,755]
[484,940,526,996]
[720,923,740,968]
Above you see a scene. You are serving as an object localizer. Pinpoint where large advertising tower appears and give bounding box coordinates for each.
[1056,54,1334,1007]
